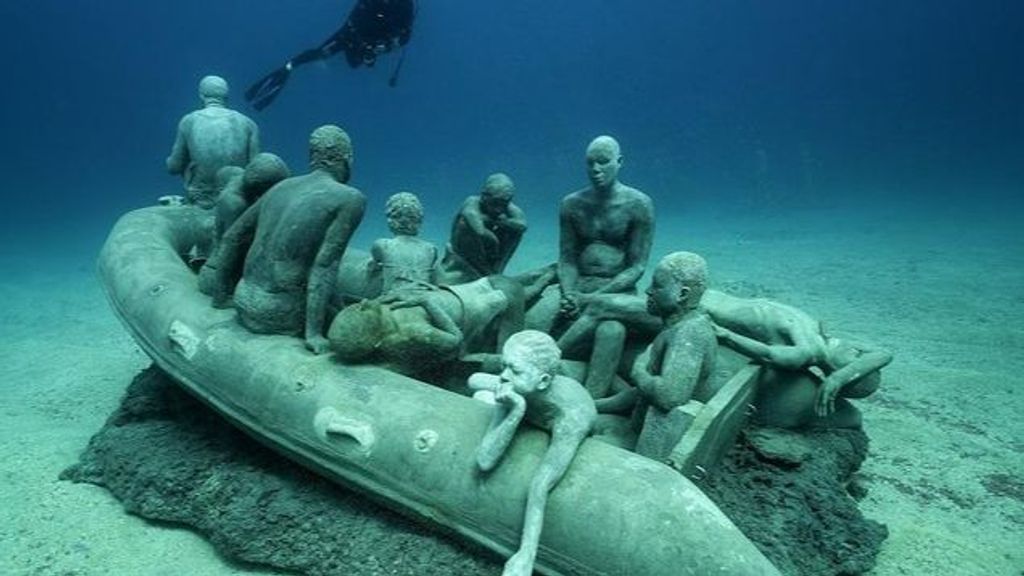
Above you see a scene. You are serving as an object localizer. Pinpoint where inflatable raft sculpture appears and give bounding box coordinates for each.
[99,205,780,576]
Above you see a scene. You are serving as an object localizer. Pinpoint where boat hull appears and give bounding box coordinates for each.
[98,205,779,576]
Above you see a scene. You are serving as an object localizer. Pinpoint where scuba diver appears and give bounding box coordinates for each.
[245,0,417,111]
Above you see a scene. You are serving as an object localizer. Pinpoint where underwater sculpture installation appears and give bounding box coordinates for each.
[98,199,781,574]
[166,75,261,208]
[702,289,892,429]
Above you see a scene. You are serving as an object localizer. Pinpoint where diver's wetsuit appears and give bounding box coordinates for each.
[246,0,416,110]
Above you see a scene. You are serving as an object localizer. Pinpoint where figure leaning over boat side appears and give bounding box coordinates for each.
[166,75,260,208]
[199,125,366,354]
[539,135,655,399]
[439,173,527,284]
[370,192,438,294]
[702,289,893,429]
[468,330,597,576]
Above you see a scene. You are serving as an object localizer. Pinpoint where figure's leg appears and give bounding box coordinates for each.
[504,425,588,576]
[584,320,626,398]
[556,313,599,357]
[488,276,525,350]
[512,263,557,303]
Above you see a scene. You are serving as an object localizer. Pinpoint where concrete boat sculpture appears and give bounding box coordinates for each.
[98,205,780,576]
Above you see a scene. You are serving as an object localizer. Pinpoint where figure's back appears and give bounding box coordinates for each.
[185,108,257,195]
[244,172,358,289]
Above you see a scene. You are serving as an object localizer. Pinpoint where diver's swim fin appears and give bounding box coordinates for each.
[388,48,407,88]
[245,65,291,111]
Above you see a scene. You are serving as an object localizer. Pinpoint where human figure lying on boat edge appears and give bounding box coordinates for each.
[245,0,417,111]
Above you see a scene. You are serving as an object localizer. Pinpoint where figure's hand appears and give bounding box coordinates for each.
[559,292,580,319]
[502,549,535,576]
[306,335,330,355]
[158,195,185,207]
[815,377,842,417]
[380,290,428,309]
[494,384,525,408]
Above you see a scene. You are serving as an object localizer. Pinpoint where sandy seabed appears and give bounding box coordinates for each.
[1,201,1021,575]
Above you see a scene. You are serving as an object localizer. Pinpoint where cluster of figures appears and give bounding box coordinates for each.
[164,75,892,576]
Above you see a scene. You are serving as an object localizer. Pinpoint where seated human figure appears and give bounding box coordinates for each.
[549,135,655,398]
[629,252,718,460]
[439,173,527,284]
[166,75,260,208]
[370,192,438,294]
[467,330,596,576]
[328,275,524,380]
[701,289,893,429]
[214,153,290,244]
[199,125,366,354]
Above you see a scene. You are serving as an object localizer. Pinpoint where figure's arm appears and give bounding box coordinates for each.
[369,239,385,271]
[633,326,708,412]
[557,199,580,298]
[594,375,637,414]
[199,200,260,306]
[247,121,261,160]
[166,118,190,175]
[475,386,527,472]
[714,324,812,369]
[593,197,654,295]
[497,204,528,233]
[305,198,366,353]
[816,348,892,416]
[418,298,464,352]
[462,199,498,246]
[643,326,710,411]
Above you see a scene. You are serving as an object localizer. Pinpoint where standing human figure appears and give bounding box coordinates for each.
[166,75,260,208]
[199,125,365,354]
[555,135,655,398]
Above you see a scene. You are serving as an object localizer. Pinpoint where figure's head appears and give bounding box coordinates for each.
[198,75,229,106]
[309,125,354,183]
[329,300,386,362]
[499,330,561,395]
[647,252,708,318]
[480,173,515,218]
[385,192,424,236]
[215,165,244,191]
[585,135,623,191]
[242,153,290,201]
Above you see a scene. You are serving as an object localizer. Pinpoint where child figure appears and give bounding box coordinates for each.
[630,252,718,460]
[370,192,438,294]
[468,330,596,576]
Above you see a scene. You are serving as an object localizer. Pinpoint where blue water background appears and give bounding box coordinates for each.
[1,0,1021,258]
